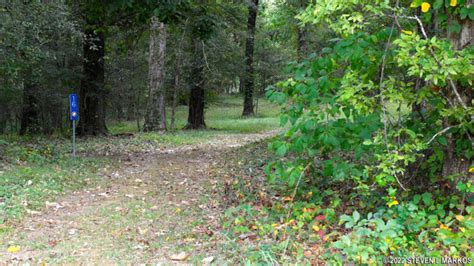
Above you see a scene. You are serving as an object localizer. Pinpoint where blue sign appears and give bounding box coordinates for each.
[69,94,79,121]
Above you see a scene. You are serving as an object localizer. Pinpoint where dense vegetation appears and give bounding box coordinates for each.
[224,0,473,264]
[1,0,473,264]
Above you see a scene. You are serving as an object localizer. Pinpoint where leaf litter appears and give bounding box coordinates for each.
[0,131,278,264]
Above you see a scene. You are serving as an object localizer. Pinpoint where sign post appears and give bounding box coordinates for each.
[69,94,79,157]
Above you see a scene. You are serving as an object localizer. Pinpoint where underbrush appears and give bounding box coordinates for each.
[221,140,474,264]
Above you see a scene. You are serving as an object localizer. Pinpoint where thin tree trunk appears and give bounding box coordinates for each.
[125,38,136,122]
[296,0,309,61]
[143,17,167,132]
[171,65,180,131]
[185,39,206,129]
[242,0,259,117]
[171,22,187,131]
[256,71,267,115]
[78,26,108,136]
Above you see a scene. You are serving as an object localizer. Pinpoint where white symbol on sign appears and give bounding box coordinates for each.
[71,101,77,108]
[72,112,77,117]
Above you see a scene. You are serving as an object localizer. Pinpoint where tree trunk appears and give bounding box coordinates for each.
[171,63,180,131]
[242,0,259,117]
[185,39,206,129]
[78,27,108,136]
[443,1,473,180]
[143,17,167,132]
[127,49,136,122]
[19,77,40,135]
[171,23,187,131]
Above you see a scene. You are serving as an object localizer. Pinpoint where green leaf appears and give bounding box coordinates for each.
[353,210,360,223]
[438,136,447,146]
[276,143,287,157]
[422,192,432,205]
[433,0,443,10]
[448,21,462,34]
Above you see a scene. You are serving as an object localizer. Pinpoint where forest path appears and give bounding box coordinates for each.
[1,131,278,264]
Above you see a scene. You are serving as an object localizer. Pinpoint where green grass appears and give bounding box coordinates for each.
[0,141,107,222]
[108,95,280,135]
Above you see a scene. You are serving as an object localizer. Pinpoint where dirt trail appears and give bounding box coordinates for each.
[1,131,277,264]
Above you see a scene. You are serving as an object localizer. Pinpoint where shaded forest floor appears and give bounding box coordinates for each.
[1,130,278,264]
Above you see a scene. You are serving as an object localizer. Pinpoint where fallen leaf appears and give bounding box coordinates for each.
[318,230,325,239]
[283,196,293,202]
[239,232,256,240]
[315,214,325,221]
[169,251,189,261]
[137,227,148,235]
[7,246,20,253]
[439,224,451,231]
[98,192,110,197]
[202,256,215,264]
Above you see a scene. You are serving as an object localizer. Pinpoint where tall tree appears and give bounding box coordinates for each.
[186,38,206,129]
[78,23,107,135]
[242,0,259,116]
[185,3,218,129]
[74,1,111,136]
[143,17,167,131]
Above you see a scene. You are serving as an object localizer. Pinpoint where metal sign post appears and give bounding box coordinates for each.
[69,94,79,157]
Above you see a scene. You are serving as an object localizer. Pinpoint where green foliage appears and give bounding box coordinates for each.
[332,195,473,263]
[263,0,474,262]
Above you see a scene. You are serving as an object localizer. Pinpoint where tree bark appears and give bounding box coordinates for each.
[126,45,136,122]
[143,17,167,132]
[185,39,206,129]
[170,63,180,131]
[78,27,108,136]
[242,0,259,117]
[443,1,473,180]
